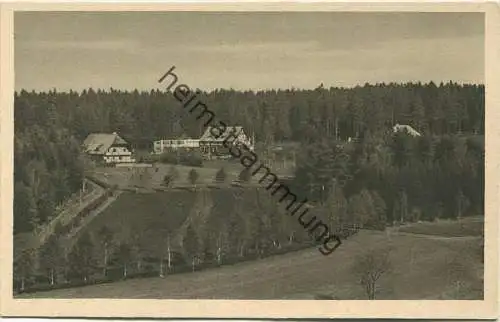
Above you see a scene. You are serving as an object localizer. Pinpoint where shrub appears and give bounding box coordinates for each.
[159,149,203,167]
[168,165,180,181]
[188,169,199,185]
[215,167,227,183]
[139,154,160,164]
[238,168,252,183]
[162,175,172,187]
[162,166,179,187]
[180,150,203,167]
[54,221,65,236]
[159,151,178,164]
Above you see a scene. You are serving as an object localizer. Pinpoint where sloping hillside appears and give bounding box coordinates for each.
[72,187,274,259]
[19,228,483,300]
[78,190,196,258]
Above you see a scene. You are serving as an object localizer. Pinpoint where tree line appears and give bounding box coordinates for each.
[16,81,483,148]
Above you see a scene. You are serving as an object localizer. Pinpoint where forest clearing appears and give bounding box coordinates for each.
[88,157,295,191]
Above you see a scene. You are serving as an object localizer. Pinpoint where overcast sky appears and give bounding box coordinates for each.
[14,12,484,92]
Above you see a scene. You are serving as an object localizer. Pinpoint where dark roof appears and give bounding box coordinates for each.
[199,126,245,142]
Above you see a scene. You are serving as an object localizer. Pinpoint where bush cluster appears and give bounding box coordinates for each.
[159,149,203,167]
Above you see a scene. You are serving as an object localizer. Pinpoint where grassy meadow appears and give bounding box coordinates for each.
[90,152,295,191]
[398,217,484,237]
[19,217,483,300]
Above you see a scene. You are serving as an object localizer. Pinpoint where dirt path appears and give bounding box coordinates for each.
[62,190,124,252]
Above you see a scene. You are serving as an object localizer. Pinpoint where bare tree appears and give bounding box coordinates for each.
[130,228,145,273]
[352,247,392,299]
[97,225,114,276]
[117,243,132,278]
[14,248,35,292]
[39,235,63,286]
[159,234,172,278]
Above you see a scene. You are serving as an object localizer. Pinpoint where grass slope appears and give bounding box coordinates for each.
[79,191,195,258]
[75,187,273,258]
[92,158,294,191]
[21,224,483,300]
[398,217,483,237]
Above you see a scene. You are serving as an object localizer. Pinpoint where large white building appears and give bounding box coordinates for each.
[83,132,135,164]
[152,127,254,159]
[153,138,200,154]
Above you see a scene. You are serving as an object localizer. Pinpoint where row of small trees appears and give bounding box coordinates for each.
[174,186,376,269]
[14,225,179,293]
[162,167,252,187]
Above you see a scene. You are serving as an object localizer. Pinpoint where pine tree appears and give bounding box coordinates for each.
[410,93,427,132]
[215,167,227,183]
[399,189,408,223]
[325,181,348,230]
[188,169,199,186]
[371,190,387,229]
[168,165,180,182]
[347,190,377,229]
[238,168,252,183]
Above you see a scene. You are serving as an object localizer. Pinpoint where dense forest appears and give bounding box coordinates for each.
[14,81,484,233]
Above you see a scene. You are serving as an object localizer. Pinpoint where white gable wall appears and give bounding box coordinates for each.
[103,145,134,163]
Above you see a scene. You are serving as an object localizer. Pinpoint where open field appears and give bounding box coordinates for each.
[19,224,483,300]
[398,217,483,237]
[90,159,294,191]
[203,158,295,177]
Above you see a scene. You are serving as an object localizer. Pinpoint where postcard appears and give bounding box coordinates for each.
[1,1,498,319]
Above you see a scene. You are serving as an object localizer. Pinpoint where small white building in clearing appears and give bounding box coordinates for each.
[153,138,200,154]
[83,132,135,164]
[393,124,422,137]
